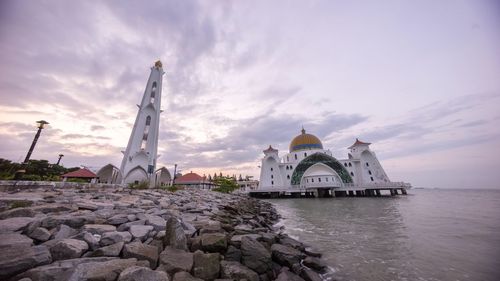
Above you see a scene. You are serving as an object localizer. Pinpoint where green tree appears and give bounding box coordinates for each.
[0,158,80,181]
[212,176,239,193]
[0,158,21,179]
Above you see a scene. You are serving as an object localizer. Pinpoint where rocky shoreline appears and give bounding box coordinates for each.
[0,186,332,281]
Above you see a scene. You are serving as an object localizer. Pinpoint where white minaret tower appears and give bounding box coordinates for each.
[120,60,164,185]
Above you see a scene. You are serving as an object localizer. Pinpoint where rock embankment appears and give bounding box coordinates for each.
[0,187,330,281]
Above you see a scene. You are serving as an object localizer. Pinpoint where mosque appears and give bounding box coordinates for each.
[254,128,410,198]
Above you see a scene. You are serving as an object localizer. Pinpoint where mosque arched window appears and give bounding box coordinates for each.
[311,178,314,183]
[350,172,354,176]
[348,162,352,167]
[294,154,297,160]
[326,177,328,182]
[366,162,370,167]
[150,91,155,103]
[370,177,374,181]
[150,82,157,103]
[368,170,372,175]
[141,116,151,150]
[287,175,290,180]
[304,152,307,157]
[270,167,273,171]
[287,156,289,162]
[318,178,321,182]
[271,181,274,185]
[344,163,347,167]
[271,175,273,179]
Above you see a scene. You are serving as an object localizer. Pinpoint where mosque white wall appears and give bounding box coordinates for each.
[260,152,285,188]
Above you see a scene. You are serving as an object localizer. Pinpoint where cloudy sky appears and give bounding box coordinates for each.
[1,0,499,188]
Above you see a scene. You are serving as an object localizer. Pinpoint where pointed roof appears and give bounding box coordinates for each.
[348,138,371,149]
[61,168,98,178]
[263,145,278,153]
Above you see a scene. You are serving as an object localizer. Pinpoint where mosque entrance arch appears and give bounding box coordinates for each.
[291,153,353,185]
[301,163,343,188]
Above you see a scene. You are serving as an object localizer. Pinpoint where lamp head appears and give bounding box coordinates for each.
[36,120,49,129]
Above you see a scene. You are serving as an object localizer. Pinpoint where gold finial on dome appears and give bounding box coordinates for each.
[301,126,306,134]
[154,60,163,68]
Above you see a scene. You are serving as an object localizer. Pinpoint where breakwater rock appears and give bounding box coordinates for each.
[0,186,331,281]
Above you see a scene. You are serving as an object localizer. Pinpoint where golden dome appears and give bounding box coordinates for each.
[289,128,323,153]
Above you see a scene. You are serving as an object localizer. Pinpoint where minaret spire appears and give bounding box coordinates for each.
[120,61,165,185]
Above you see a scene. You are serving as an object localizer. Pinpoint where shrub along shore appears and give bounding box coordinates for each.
[0,186,332,281]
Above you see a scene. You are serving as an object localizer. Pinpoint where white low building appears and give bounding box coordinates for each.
[256,128,409,197]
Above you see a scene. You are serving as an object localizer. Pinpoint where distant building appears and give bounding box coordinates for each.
[175,172,214,189]
[61,168,98,183]
[237,177,259,192]
[96,164,121,184]
[154,167,172,187]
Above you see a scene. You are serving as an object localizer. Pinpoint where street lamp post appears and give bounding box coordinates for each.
[172,163,177,185]
[15,120,49,180]
[24,120,49,164]
[56,154,64,165]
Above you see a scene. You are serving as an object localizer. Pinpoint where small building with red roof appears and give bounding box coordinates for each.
[174,171,215,189]
[61,168,98,183]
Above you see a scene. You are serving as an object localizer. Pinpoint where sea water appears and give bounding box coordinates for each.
[267,189,500,281]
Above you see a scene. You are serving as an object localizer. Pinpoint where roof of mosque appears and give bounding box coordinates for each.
[348,138,372,149]
[263,145,278,153]
[289,128,323,153]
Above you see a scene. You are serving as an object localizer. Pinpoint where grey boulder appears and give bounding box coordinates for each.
[0,232,33,248]
[50,239,88,260]
[192,250,220,280]
[276,270,306,281]
[88,241,124,257]
[0,245,51,279]
[158,246,193,275]
[201,233,227,253]
[173,271,203,281]
[118,266,169,281]
[122,241,159,269]
[220,261,259,281]
[241,236,271,274]
[129,224,153,241]
[271,243,305,267]
[164,217,188,250]
[82,224,116,235]
[28,227,51,242]
[100,231,132,246]
[0,217,36,232]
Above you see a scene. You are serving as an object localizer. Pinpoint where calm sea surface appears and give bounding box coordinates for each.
[267,189,500,281]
